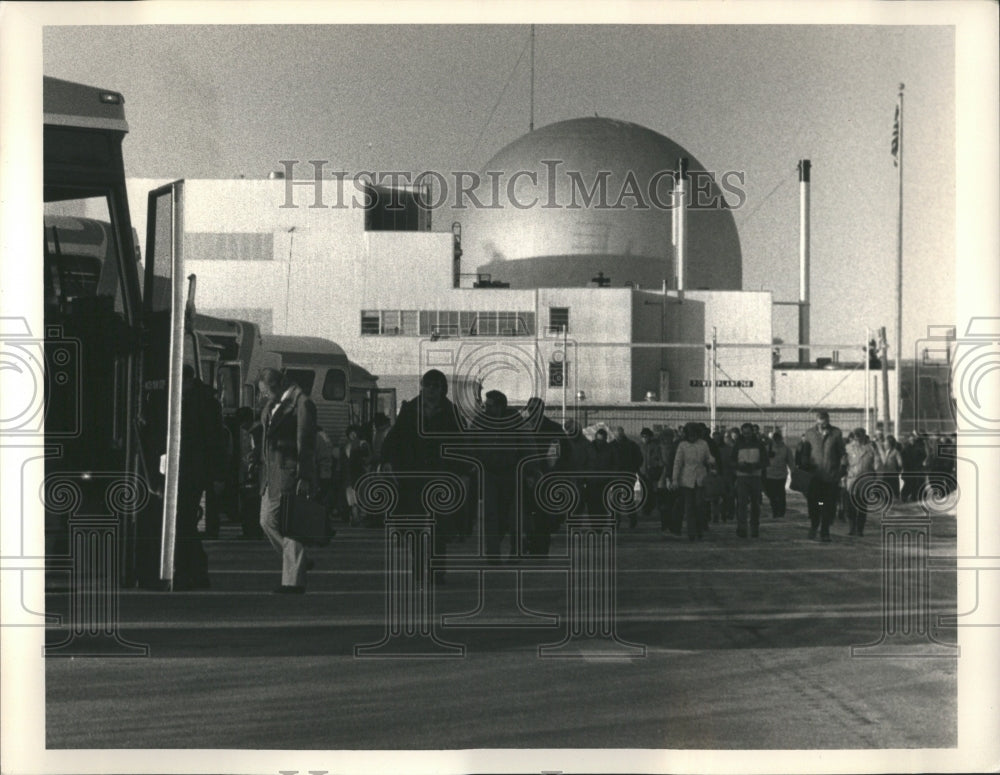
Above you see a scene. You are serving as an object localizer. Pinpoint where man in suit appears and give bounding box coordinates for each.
[258,368,317,593]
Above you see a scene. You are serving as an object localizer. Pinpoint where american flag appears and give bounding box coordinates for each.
[891,104,900,166]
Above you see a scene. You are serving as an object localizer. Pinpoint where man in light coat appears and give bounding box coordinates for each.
[258,368,317,593]
[796,410,846,542]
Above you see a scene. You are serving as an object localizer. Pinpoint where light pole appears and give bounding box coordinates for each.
[710,327,718,432]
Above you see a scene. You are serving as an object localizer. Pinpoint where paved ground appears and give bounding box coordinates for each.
[44,493,958,750]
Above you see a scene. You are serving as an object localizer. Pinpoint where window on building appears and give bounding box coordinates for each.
[400,310,418,336]
[381,310,401,335]
[477,312,497,336]
[284,368,315,396]
[363,185,430,232]
[430,310,458,337]
[549,306,569,334]
[364,309,535,337]
[548,360,565,388]
[322,368,347,401]
[361,310,380,335]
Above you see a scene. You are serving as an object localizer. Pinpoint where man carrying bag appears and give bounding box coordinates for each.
[279,491,332,548]
[258,368,318,594]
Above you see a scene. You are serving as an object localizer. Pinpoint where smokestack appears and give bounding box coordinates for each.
[451,222,462,289]
[798,159,811,365]
[674,157,688,296]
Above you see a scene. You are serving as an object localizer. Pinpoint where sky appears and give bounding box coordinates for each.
[38,13,960,358]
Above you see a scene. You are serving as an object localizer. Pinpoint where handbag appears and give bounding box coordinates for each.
[279,493,332,547]
[789,467,814,494]
[633,474,644,502]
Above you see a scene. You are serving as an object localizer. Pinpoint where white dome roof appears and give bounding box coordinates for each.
[458,117,742,290]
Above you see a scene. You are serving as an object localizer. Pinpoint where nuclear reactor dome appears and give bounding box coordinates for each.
[458,117,743,290]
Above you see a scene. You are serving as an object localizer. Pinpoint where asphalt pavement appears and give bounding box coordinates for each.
[44,492,958,750]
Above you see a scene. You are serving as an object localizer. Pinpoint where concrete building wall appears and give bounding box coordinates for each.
[128,178,786,414]
[631,291,667,401]
[536,287,631,341]
[360,232,455,305]
[697,290,773,407]
[127,178,363,242]
[655,290,773,406]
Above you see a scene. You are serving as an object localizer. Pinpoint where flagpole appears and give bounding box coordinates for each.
[894,83,904,437]
[529,25,535,132]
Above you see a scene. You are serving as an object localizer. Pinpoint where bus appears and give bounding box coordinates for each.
[195,313,395,433]
[44,76,188,589]
[193,313,395,524]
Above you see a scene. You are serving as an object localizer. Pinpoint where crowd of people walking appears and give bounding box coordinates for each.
[183,366,958,593]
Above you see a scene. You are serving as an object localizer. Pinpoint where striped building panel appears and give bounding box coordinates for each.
[184,232,274,261]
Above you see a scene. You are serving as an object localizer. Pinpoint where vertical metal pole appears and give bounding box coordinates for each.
[880,325,891,434]
[284,227,295,334]
[562,323,567,427]
[710,327,718,432]
[529,25,535,132]
[873,374,879,431]
[798,160,811,365]
[894,85,905,438]
[865,327,871,435]
[675,158,687,298]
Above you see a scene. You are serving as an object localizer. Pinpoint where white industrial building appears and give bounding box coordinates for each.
[125,117,895,415]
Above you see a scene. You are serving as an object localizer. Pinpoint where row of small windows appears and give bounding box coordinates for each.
[361,308,570,337]
[361,310,543,337]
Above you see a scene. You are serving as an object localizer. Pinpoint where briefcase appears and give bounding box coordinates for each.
[279,493,331,547]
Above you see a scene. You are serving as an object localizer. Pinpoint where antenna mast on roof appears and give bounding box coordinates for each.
[529,25,535,132]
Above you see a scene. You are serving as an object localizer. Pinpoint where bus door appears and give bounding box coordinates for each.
[137,180,188,588]
[217,360,242,414]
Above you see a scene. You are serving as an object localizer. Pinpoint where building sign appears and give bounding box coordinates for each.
[689,379,754,388]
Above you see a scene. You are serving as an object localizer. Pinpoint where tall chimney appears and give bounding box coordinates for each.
[451,221,462,289]
[798,159,811,365]
[674,157,688,296]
